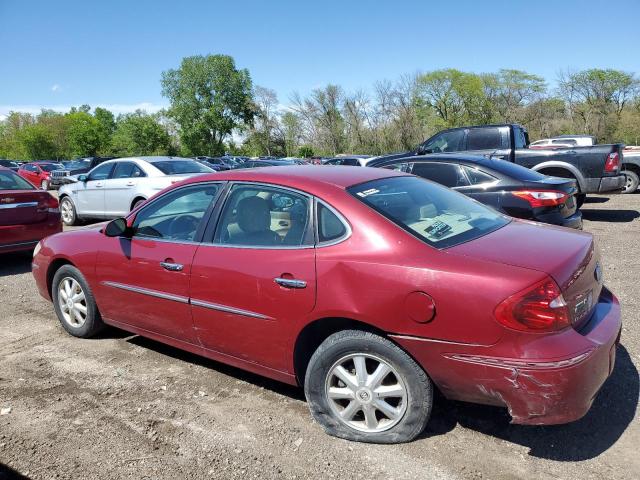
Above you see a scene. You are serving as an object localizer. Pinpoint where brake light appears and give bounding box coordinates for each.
[511,190,568,208]
[37,194,59,213]
[494,277,570,333]
[604,152,620,172]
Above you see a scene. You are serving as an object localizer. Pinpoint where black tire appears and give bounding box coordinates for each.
[131,198,146,211]
[622,170,639,194]
[51,265,104,338]
[576,194,586,208]
[304,330,432,444]
[41,179,49,190]
[60,197,78,226]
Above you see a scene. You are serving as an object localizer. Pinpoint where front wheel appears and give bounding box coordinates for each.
[304,330,433,444]
[622,170,639,194]
[60,197,77,226]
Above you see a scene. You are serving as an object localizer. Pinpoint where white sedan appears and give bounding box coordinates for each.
[58,156,214,226]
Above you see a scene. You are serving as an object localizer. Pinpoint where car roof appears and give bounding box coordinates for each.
[111,156,195,163]
[178,165,407,195]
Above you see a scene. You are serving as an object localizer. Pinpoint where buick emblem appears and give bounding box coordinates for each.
[594,263,603,284]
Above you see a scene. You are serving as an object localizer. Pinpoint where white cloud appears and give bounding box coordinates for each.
[51,84,61,93]
[0,102,168,119]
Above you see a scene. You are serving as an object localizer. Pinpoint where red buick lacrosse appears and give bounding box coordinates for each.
[32,166,621,443]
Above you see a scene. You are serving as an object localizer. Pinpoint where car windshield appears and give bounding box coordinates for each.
[349,176,509,248]
[0,170,35,190]
[39,163,65,172]
[152,160,213,175]
[63,161,89,169]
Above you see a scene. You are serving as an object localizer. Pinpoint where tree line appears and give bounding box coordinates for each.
[1,54,639,161]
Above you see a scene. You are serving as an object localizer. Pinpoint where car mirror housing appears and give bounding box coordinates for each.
[104,218,131,238]
[78,174,88,182]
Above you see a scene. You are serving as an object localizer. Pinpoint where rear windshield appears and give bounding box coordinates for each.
[348,176,509,248]
[485,160,548,181]
[152,160,213,175]
[39,163,65,172]
[0,170,35,190]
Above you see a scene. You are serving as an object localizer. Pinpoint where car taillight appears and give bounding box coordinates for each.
[494,277,570,333]
[604,152,620,173]
[511,190,568,208]
[37,194,59,213]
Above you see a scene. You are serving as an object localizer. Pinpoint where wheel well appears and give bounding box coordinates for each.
[293,317,386,386]
[131,197,146,211]
[622,163,640,175]
[536,167,581,192]
[46,258,75,297]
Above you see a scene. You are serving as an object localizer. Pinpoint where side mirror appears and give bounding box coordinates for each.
[78,174,88,182]
[104,218,131,238]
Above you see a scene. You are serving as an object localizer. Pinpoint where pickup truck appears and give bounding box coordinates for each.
[621,149,640,193]
[375,124,625,206]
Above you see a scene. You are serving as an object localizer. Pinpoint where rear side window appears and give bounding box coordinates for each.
[317,203,348,243]
[467,128,505,150]
[411,163,469,188]
[0,170,35,190]
[153,160,213,175]
[462,166,497,185]
[112,162,146,179]
[349,176,508,248]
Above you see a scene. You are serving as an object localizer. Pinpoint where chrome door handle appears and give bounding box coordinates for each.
[160,262,184,272]
[274,277,307,289]
[126,181,135,186]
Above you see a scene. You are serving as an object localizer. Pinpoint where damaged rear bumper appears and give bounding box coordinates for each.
[392,288,621,425]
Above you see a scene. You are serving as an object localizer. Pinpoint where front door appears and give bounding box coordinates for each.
[190,183,316,372]
[103,161,146,217]
[94,182,222,342]
[76,162,113,217]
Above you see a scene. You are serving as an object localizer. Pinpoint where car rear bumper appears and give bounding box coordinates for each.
[0,216,62,254]
[584,175,625,194]
[534,210,583,230]
[392,287,621,425]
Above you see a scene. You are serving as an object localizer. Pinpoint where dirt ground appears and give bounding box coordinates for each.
[1,194,639,480]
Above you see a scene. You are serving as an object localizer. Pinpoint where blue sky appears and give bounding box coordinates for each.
[1,0,639,118]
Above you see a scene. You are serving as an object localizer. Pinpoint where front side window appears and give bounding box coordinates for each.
[349,176,508,248]
[112,162,145,179]
[152,160,213,175]
[421,130,465,153]
[214,184,311,247]
[88,163,114,181]
[410,163,470,188]
[0,170,35,190]
[133,184,220,242]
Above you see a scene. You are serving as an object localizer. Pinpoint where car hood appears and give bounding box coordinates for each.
[448,220,594,289]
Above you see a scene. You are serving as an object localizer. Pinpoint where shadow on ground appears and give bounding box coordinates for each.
[0,463,30,479]
[126,335,637,461]
[0,252,32,277]
[423,345,638,461]
[581,209,639,222]
[583,197,610,204]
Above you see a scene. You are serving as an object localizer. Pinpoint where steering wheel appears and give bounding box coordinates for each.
[167,214,200,240]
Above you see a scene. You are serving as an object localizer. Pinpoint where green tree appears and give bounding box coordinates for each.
[298,145,314,158]
[94,107,116,153]
[17,124,58,159]
[66,111,103,157]
[111,111,173,156]
[161,54,255,156]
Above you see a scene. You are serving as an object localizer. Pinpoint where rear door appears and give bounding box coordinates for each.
[102,161,147,216]
[75,162,114,217]
[190,182,316,372]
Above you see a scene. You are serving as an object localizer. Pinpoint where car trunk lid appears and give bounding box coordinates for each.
[449,221,602,329]
[0,190,57,226]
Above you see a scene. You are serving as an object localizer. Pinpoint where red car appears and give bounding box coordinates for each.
[32,166,621,443]
[0,167,62,254]
[17,161,65,190]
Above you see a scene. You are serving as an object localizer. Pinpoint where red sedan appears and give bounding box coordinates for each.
[0,167,62,254]
[17,161,65,190]
[32,166,621,443]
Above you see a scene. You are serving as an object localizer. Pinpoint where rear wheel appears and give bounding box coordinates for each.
[131,198,146,211]
[52,265,104,338]
[60,197,78,226]
[622,170,639,194]
[41,179,49,190]
[304,330,433,444]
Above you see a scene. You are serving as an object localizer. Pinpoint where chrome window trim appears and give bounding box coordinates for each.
[0,240,39,248]
[0,202,38,210]
[315,198,352,248]
[102,281,189,304]
[209,181,315,250]
[191,299,272,320]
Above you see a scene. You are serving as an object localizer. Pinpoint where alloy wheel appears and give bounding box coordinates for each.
[325,353,407,433]
[60,199,74,224]
[57,277,88,328]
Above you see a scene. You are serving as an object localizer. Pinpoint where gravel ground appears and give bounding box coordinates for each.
[0,194,638,480]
